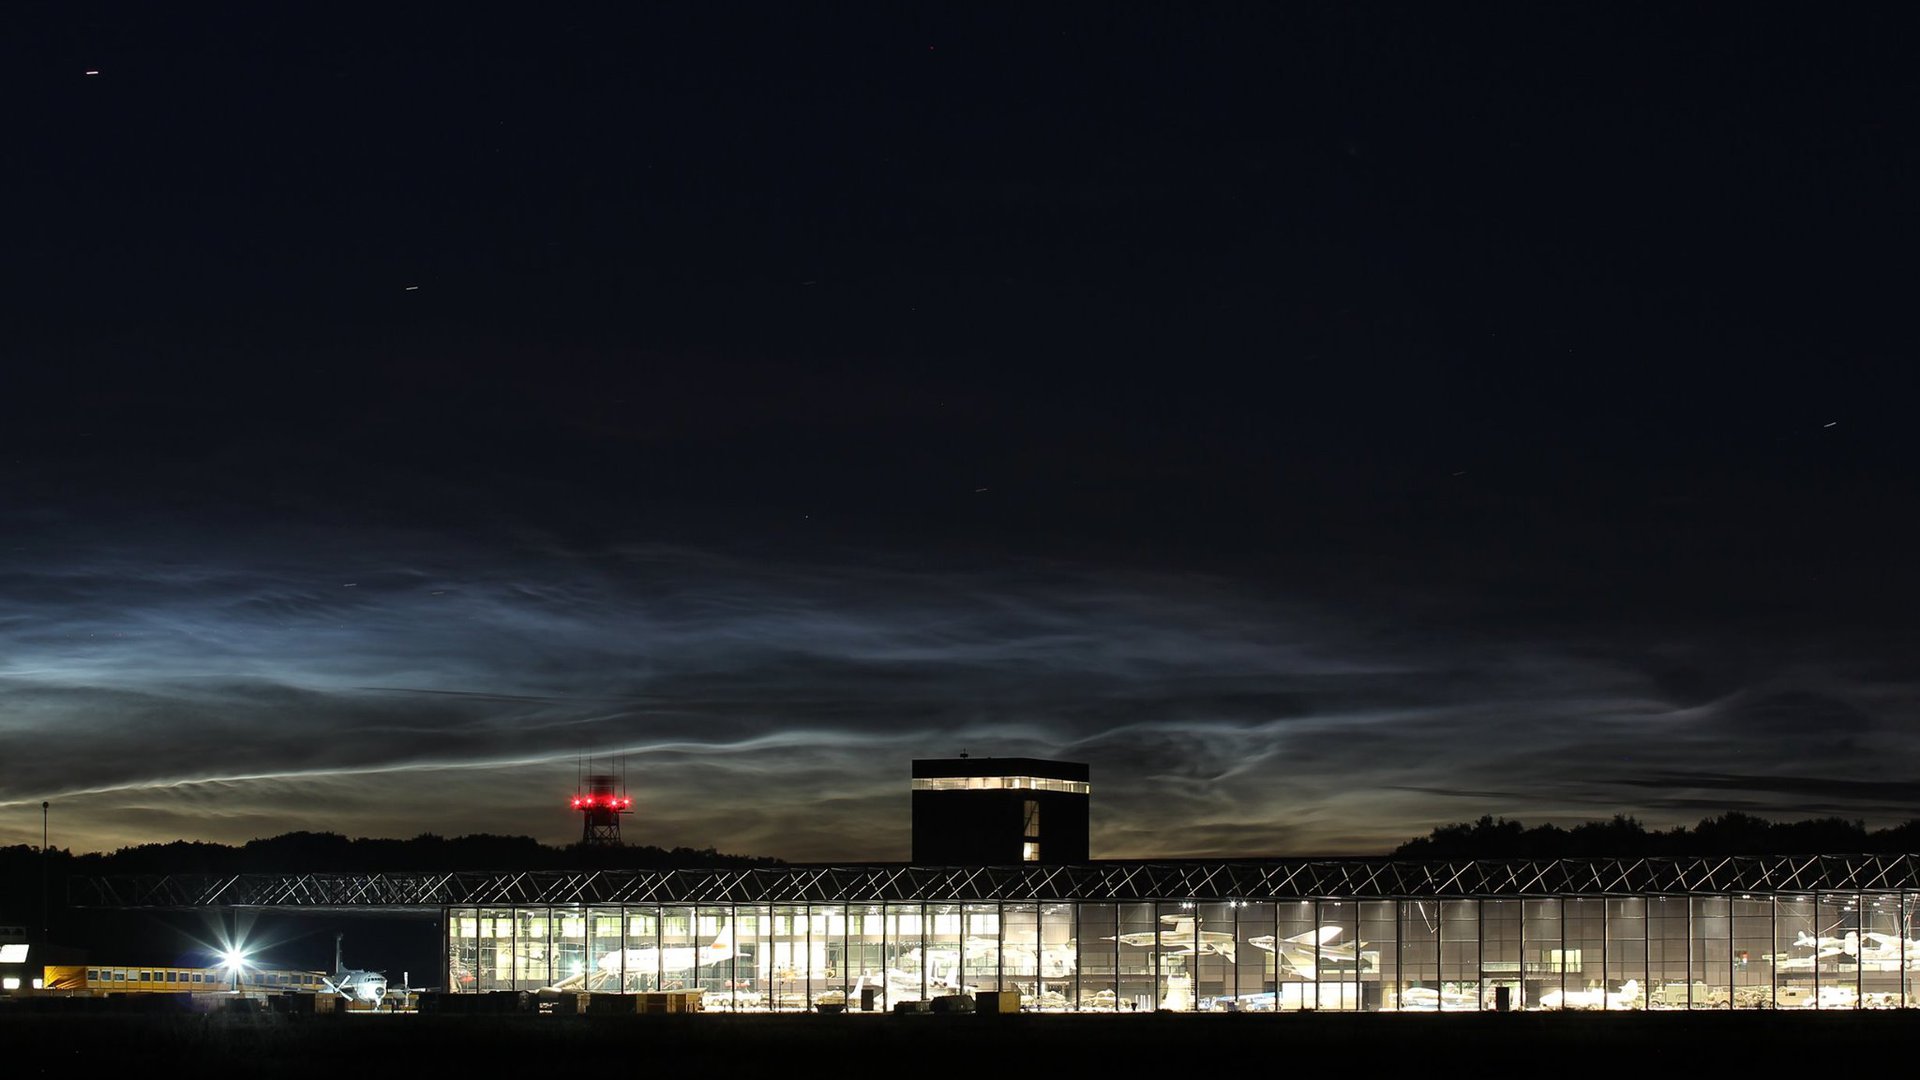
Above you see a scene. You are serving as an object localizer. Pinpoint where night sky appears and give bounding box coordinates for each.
[4,4,1917,860]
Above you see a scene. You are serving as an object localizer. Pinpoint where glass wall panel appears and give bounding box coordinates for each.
[586,908,624,992]
[879,904,924,1008]
[1731,897,1771,1009]
[1277,900,1318,1011]
[1606,898,1646,1009]
[768,905,806,1011]
[449,908,478,994]
[476,908,512,992]
[691,907,737,1008]
[1691,897,1731,1009]
[1359,901,1395,1013]
[1904,893,1920,1008]
[1438,900,1479,1010]
[963,903,1001,995]
[1229,902,1276,1012]
[846,904,888,1012]
[653,906,693,992]
[1318,900,1360,1011]
[994,903,1032,1003]
[552,906,588,994]
[1859,893,1905,1008]
[1521,899,1561,1011]
[1816,894,1860,1009]
[732,905,770,1011]
[1773,895,1816,1009]
[512,908,550,990]
[1037,903,1076,1010]
[1648,897,1691,1008]
[1562,898,1607,1010]
[1481,899,1521,1011]
[611,906,652,992]
[927,904,964,1004]
[1398,901,1441,1010]
[810,905,846,1010]
[1116,902,1159,1011]
[1078,904,1118,1011]
[1179,901,1231,1012]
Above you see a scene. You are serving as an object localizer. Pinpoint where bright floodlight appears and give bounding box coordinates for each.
[221,948,248,970]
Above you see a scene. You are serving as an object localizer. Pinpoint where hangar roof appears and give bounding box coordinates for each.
[69,853,1920,911]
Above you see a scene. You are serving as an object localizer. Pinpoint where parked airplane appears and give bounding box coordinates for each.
[1245,926,1367,979]
[1397,984,1480,1010]
[1538,979,1641,1010]
[544,922,736,992]
[321,933,395,1007]
[1110,915,1236,963]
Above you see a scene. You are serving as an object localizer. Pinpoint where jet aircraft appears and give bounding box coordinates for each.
[1245,926,1368,979]
[1853,930,1920,969]
[1110,915,1236,963]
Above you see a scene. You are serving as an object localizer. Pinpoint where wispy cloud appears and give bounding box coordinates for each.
[4,523,1919,858]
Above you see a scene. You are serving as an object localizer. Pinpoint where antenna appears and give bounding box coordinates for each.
[571,750,633,846]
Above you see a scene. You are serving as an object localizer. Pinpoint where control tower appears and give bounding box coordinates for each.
[911,756,1090,864]
[571,773,633,846]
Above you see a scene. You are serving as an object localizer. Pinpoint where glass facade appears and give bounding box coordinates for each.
[442,890,1920,1011]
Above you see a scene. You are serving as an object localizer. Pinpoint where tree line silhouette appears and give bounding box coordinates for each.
[1390,811,1920,860]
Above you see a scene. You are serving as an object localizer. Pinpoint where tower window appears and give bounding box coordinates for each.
[1023,842,1041,862]
[1024,799,1041,838]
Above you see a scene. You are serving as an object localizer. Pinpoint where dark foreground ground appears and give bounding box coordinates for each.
[7,1007,1920,1075]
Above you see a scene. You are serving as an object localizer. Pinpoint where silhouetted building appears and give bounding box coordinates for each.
[912,756,1089,864]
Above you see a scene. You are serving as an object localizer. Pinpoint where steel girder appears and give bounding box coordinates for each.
[69,854,1920,910]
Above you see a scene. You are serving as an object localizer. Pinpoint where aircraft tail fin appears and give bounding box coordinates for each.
[705,920,736,962]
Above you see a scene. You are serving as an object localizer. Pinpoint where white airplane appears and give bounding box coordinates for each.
[320,933,405,1007]
[1797,930,1854,955]
[959,939,1077,978]
[545,922,736,992]
[1538,979,1640,1010]
[1855,930,1920,968]
[1245,926,1365,979]
[1110,915,1236,963]
[1397,984,1480,1010]
[1764,930,1867,972]
[851,949,972,1003]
